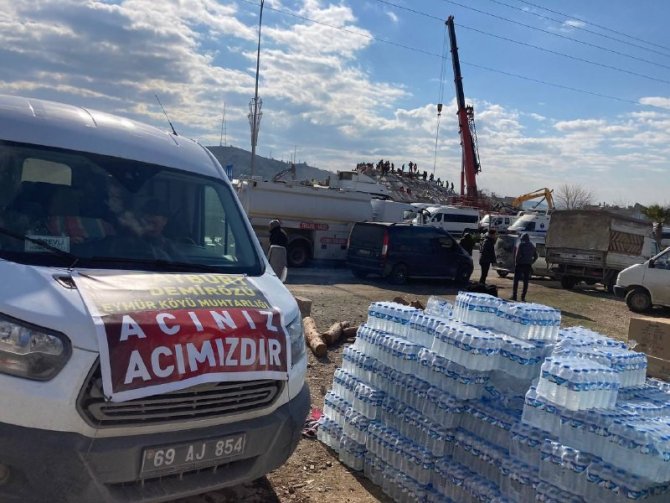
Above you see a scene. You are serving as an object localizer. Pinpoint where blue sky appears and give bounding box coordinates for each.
[1,0,669,205]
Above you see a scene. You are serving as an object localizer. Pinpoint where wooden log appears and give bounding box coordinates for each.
[321,321,352,346]
[303,317,326,357]
[342,326,358,339]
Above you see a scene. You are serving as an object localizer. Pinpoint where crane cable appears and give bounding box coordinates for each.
[433,23,449,176]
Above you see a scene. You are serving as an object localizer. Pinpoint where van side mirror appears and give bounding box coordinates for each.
[649,259,655,269]
[267,245,288,282]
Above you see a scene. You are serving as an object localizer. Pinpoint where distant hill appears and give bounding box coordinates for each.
[206,145,332,182]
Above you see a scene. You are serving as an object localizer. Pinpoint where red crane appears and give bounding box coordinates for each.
[446,16,481,202]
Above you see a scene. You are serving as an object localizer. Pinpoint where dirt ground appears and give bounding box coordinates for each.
[179,262,670,503]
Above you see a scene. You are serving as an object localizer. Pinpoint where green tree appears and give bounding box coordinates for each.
[642,204,670,247]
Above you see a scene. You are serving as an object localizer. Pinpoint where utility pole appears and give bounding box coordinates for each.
[248,0,264,177]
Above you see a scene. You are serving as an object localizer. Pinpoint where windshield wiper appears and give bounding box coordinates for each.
[0,226,80,268]
[87,256,224,272]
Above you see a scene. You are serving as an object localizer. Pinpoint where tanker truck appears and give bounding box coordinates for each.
[236,179,374,267]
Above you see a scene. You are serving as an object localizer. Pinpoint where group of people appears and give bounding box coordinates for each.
[460,229,538,302]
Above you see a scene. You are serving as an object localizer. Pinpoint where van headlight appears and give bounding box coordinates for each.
[286,314,306,366]
[0,314,71,380]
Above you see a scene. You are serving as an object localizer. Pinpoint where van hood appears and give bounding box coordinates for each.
[0,262,298,353]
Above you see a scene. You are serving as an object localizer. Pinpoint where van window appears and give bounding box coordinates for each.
[442,214,479,223]
[431,214,443,223]
[0,141,262,274]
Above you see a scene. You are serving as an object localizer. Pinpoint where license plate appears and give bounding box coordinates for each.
[140,433,246,477]
[358,249,371,256]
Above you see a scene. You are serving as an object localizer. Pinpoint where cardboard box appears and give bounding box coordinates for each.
[647,355,670,382]
[628,316,670,361]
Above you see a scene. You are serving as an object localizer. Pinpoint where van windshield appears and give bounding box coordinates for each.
[0,141,262,274]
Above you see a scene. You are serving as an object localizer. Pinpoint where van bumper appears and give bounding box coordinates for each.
[0,383,310,503]
[613,285,627,298]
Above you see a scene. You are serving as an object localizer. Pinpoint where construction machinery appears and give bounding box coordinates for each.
[446,16,481,203]
[512,188,555,211]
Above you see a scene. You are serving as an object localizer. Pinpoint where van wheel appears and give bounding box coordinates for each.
[626,288,652,313]
[287,242,310,268]
[496,270,509,278]
[560,276,576,290]
[389,264,409,285]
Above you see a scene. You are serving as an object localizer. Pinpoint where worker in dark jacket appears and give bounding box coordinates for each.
[478,229,497,284]
[269,219,288,248]
[511,233,538,301]
[459,232,475,256]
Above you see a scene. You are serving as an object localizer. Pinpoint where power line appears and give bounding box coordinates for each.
[460,61,639,104]
[512,0,670,53]
[239,0,643,106]
[436,0,670,72]
[458,24,670,85]
[375,0,670,84]
[483,0,670,59]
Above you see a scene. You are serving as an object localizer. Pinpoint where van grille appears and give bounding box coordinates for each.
[77,365,283,427]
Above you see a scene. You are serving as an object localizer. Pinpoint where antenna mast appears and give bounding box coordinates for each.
[219,101,226,147]
[154,94,178,136]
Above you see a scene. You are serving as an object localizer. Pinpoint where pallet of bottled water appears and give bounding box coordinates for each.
[318,294,670,502]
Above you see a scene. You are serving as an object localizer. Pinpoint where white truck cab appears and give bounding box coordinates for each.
[506,212,550,238]
[479,213,518,233]
[0,95,309,502]
[615,247,670,312]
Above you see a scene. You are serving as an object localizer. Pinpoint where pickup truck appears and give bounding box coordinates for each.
[614,247,670,312]
[545,210,657,292]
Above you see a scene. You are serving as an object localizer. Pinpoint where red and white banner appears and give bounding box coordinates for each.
[74,273,289,402]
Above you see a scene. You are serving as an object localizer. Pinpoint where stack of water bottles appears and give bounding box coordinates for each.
[319,292,670,502]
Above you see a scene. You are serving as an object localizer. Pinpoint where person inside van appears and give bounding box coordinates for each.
[479,229,497,284]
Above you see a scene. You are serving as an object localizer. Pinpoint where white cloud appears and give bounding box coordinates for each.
[0,1,668,205]
[563,19,586,29]
[640,96,670,110]
[386,11,399,24]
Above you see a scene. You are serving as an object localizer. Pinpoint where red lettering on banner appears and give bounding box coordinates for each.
[103,309,288,394]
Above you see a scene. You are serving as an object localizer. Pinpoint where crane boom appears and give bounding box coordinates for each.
[446,16,480,201]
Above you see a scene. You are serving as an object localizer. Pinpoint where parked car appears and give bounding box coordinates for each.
[614,247,670,312]
[346,222,473,284]
[0,95,309,502]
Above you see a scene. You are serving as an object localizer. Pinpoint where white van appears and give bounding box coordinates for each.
[615,247,670,312]
[415,205,480,237]
[0,95,308,502]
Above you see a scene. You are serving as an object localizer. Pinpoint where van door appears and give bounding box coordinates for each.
[433,230,460,278]
[647,249,670,305]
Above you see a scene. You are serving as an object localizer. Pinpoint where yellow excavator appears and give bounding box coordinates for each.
[512,188,554,211]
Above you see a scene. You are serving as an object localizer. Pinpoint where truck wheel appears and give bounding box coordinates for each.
[560,276,576,290]
[287,242,310,268]
[625,288,652,313]
[388,264,409,285]
[351,268,367,279]
[496,270,509,278]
